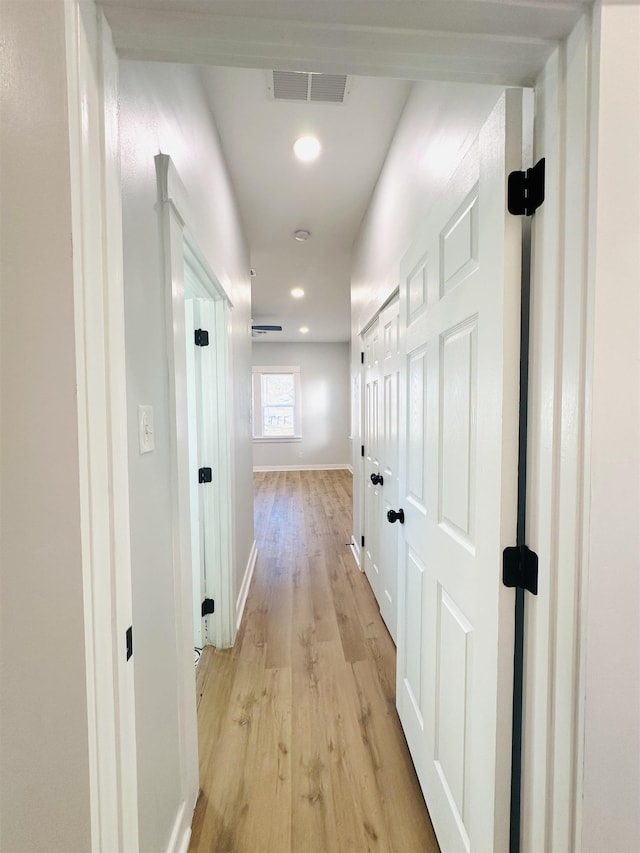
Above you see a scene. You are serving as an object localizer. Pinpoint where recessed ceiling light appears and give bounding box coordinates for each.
[294,229,311,241]
[293,136,321,162]
[291,288,305,298]
[299,326,309,334]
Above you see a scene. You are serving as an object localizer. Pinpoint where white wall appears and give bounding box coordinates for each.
[581,5,640,849]
[0,2,92,850]
[118,60,253,853]
[252,342,350,469]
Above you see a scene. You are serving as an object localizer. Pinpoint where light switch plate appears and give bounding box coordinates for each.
[138,404,154,454]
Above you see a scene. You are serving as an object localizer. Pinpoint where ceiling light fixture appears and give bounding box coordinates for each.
[293,136,321,162]
[299,326,309,334]
[291,288,305,298]
[294,229,311,241]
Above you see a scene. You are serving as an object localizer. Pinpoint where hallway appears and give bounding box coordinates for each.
[189,470,439,852]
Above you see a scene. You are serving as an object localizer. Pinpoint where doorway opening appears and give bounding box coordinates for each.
[184,249,235,654]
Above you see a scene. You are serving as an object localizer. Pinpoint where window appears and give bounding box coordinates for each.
[252,366,301,440]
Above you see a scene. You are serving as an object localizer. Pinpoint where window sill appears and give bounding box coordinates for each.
[253,436,302,443]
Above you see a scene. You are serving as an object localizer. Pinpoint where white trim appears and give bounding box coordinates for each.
[253,436,302,443]
[349,536,362,569]
[346,464,354,474]
[155,152,201,835]
[236,540,258,630]
[253,464,351,472]
[65,3,139,849]
[164,797,195,853]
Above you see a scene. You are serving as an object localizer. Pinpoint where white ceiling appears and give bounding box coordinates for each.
[200,68,410,341]
[100,0,590,342]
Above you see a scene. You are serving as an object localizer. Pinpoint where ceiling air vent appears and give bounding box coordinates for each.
[271,71,348,104]
[310,74,347,103]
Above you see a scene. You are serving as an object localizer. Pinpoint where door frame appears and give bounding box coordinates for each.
[70,2,610,849]
[65,4,139,850]
[183,246,236,650]
[154,152,237,845]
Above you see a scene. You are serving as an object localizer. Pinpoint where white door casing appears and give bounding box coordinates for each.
[396,90,522,852]
[65,4,139,849]
[155,152,236,848]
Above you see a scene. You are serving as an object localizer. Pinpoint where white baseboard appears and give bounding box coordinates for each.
[350,535,362,569]
[166,800,191,853]
[176,827,192,853]
[253,464,351,472]
[346,464,353,474]
[236,540,257,630]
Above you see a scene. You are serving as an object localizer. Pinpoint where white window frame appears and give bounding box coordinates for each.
[252,365,302,442]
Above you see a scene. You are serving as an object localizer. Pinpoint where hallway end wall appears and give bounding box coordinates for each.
[251,342,350,469]
[119,60,253,853]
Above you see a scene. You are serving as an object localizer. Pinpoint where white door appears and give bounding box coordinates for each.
[184,294,227,648]
[197,298,224,645]
[363,319,382,603]
[395,90,522,852]
[185,298,205,649]
[377,297,401,643]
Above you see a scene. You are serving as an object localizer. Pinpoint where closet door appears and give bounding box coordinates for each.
[362,320,382,603]
[377,298,401,643]
[396,90,523,852]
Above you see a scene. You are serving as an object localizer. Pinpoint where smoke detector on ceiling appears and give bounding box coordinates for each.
[269,71,348,104]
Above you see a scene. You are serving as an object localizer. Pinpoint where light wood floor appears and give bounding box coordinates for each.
[190,469,439,853]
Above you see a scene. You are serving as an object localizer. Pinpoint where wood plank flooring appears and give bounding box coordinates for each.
[189,469,439,853]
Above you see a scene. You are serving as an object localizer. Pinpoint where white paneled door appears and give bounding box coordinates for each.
[378,297,401,643]
[363,298,401,644]
[363,320,382,604]
[395,90,522,852]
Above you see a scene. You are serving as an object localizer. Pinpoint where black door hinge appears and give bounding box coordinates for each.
[201,598,215,616]
[503,545,538,595]
[361,352,364,364]
[508,158,545,217]
[126,626,133,661]
[361,535,365,548]
[198,467,212,483]
[194,329,209,347]
[361,445,365,457]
